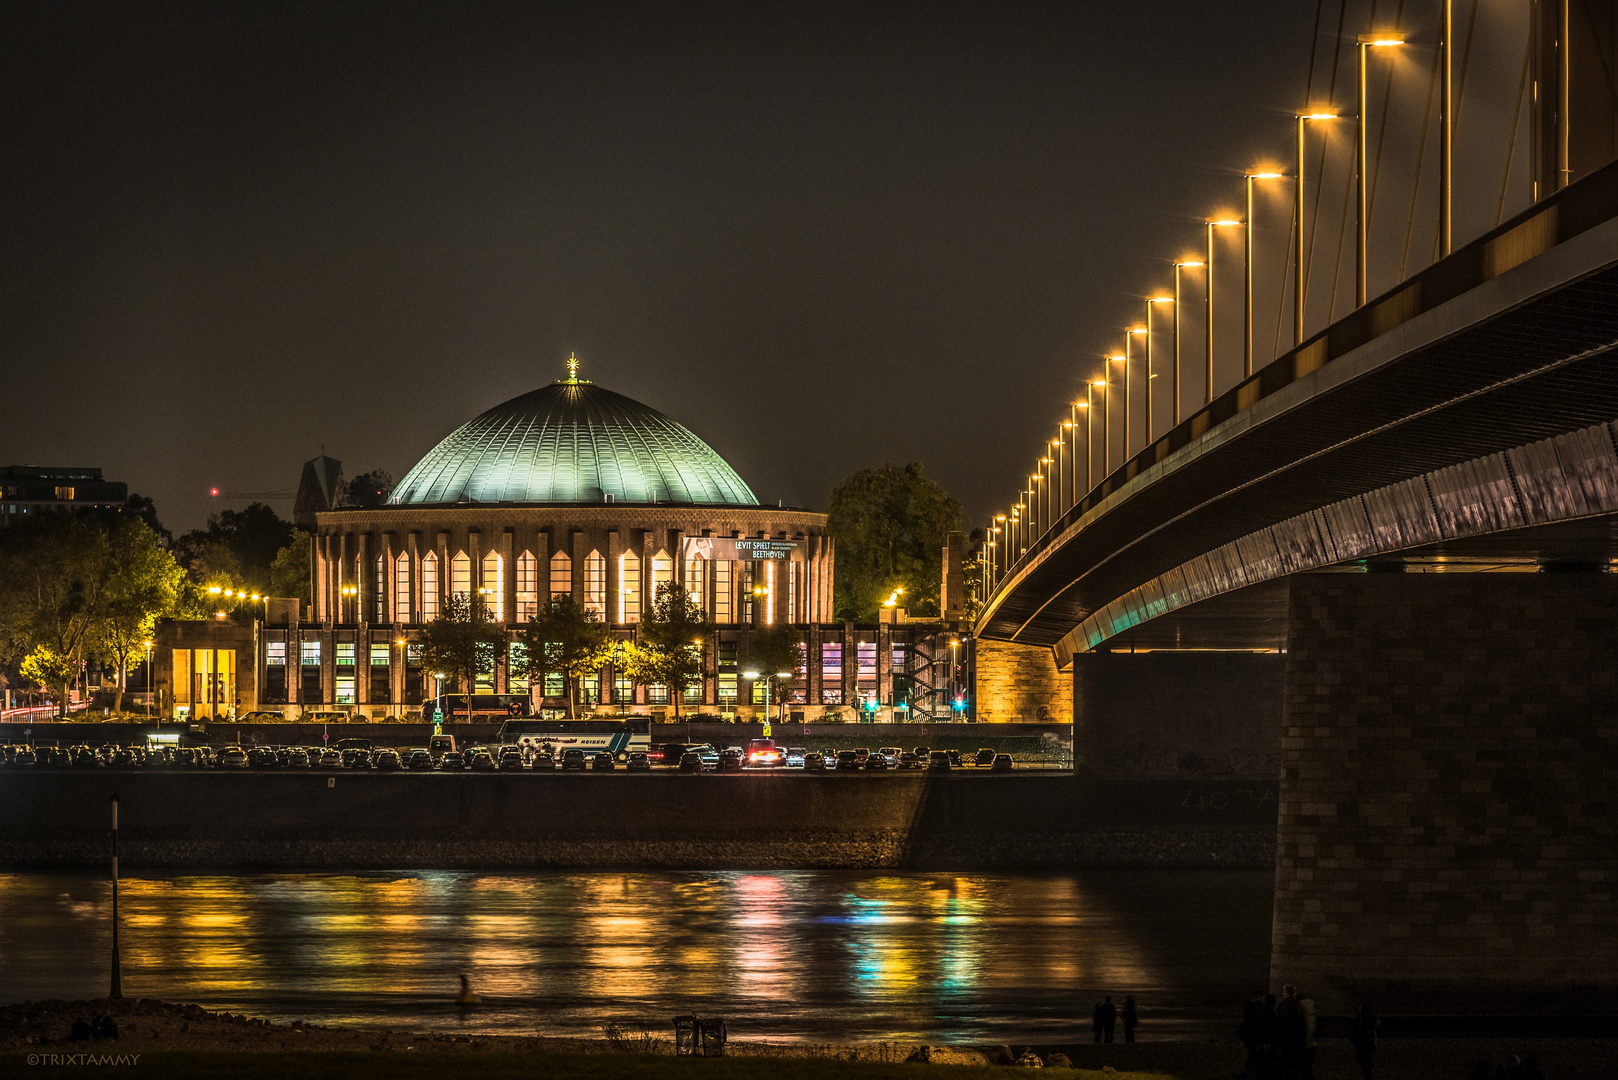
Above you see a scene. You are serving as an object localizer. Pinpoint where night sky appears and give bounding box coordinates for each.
[4,2,1337,533]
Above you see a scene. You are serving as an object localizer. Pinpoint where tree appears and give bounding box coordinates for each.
[0,514,112,715]
[91,518,187,713]
[416,593,506,707]
[174,502,295,591]
[620,583,713,718]
[517,594,615,718]
[270,531,313,605]
[20,645,75,714]
[744,622,805,707]
[827,461,965,621]
[340,470,394,508]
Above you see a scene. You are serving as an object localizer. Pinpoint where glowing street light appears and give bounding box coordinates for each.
[1244,172,1285,376]
[1206,220,1243,405]
[1146,297,1173,442]
[1172,261,1203,426]
[1294,113,1339,344]
[1358,33,1405,306]
[1125,328,1147,457]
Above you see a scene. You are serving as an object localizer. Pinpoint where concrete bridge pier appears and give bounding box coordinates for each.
[1272,571,1618,1011]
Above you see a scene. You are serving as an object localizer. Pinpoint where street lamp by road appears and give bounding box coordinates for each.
[1125,328,1147,457]
[742,668,796,724]
[1206,219,1242,404]
[143,639,153,725]
[1105,355,1125,473]
[1172,261,1202,425]
[1244,172,1285,375]
[1295,113,1340,344]
[1358,33,1405,306]
[1145,297,1172,441]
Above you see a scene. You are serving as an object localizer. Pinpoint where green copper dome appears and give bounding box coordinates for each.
[390,375,759,507]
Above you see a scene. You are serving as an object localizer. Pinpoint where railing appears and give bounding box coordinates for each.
[984,155,1618,609]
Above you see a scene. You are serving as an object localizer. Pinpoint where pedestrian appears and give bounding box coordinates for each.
[1099,995,1117,1043]
[1091,998,1104,1044]
[1121,995,1138,1042]
[1239,990,1264,1077]
[1349,1003,1378,1080]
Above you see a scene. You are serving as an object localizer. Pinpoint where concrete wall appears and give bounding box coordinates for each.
[1072,651,1285,778]
[974,640,1071,724]
[0,772,1275,871]
[1272,573,1618,1009]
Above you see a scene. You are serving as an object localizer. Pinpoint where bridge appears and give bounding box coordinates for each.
[971,5,1618,1012]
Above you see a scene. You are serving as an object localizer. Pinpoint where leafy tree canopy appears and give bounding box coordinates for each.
[341,470,394,509]
[516,594,615,718]
[416,593,505,701]
[619,583,714,718]
[743,623,805,705]
[826,461,964,621]
[91,517,188,712]
[270,531,313,605]
[174,502,295,591]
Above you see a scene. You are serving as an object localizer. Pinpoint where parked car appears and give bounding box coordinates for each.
[71,746,99,769]
[911,746,931,760]
[218,746,250,769]
[237,711,282,723]
[686,744,720,769]
[35,746,66,767]
[853,747,872,764]
[897,751,924,770]
[438,751,466,771]
[834,750,860,771]
[591,751,616,771]
[530,751,555,770]
[863,753,889,771]
[745,738,783,768]
[946,749,963,767]
[469,749,498,772]
[803,750,827,772]
[10,747,36,767]
[373,749,402,771]
[718,748,744,772]
[249,747,279,769]
[877,747,902,768]
[677,751,704,772]
[317,749,343,768]
[498,749,527,771]
[927,750,953,771]
[784,747,807,768]
[652,742,688,766]
[345,749,373,769]
[626,751,651,771]
[990,754,1014,772]
[974,748,997,767]
[109,747,138,768]
[406,749,435,771]
[286,748,312,768]
[561,749,588,771]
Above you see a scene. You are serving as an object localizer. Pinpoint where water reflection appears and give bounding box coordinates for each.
[0,870,1270,1043]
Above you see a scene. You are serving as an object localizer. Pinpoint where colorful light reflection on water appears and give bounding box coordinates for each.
[0,870,1271,1043]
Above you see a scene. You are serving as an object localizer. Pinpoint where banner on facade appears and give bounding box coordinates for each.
[679,536,806,562]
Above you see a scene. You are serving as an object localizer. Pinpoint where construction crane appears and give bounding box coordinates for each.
[208,488,296,501]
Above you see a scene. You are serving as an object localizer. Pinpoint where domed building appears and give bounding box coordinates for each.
[159,359,952,724]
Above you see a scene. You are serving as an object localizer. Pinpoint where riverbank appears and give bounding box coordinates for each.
[0,772,1275,871]
[3,999,1615,1079]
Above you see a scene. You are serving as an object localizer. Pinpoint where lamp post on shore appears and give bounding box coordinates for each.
[1358,33,1405,306]
[1172,261,1202,425]
[1206,219,1242,404]
[1295,113,1339,344]
[1244,173,1284,376]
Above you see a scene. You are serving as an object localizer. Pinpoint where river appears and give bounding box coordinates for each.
[0,869,1271,1044]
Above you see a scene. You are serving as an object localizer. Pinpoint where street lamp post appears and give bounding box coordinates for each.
[1295,113,1339,344]
[144,639,153,725]
[1146,297,1172,442]
[1206,219,1242,404]
[1172,261,1202,425]
[1440,0,1453,255]
[1245,173,1284,376]
[1126,329,1146,457]
[1358,33,1405,306]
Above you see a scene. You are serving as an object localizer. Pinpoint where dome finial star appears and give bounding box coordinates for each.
[566,353,580,381]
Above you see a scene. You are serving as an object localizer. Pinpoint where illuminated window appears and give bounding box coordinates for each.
[451,551,471,599]
[857,639,877,697]
[543,671,564,698]
[685,556,705,610]
[619,550,641,623]
[370,644,390,666]
[652,549,673,605]
[786,560,800,624]
[508,643,529,694]
[712,560,731,623]
[336,643,355,667]
[300,641,321,665]
[614,675,633,704]
[335,677,355,705]
[421,552,439,620]
[516,551,538,622]
[550,551,572,601]
[647,683,667,704]
[395,553,411,623]
[740,564,753,622]
[581,671,599,704]
[584,550,605,615]
[481,551,503,621]
[821,642,842,704]
[374,555,386,622]
[265,642,286,666]
[718,673,737,704]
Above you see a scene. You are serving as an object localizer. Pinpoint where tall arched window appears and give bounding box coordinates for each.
[619,550,641,623]
[712,560,732,623]
[584,550,606,615]
[421,551,439,620]
[395,552,412,624]
[549,550,572,602]
[684,555,705,611]
[516,551,538,622]
[373,554,386,622]
[451,551,471,599]
[481,551,503,621]
[652,549,673,605]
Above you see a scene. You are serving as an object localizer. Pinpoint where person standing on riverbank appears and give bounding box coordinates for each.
[1121,995,1138,1042]
[1091,996,1116,1043]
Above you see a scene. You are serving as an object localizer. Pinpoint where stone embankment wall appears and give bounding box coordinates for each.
[1273,573,1618,1006]
[0,773,1275,871]
[974,640,1072,724]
